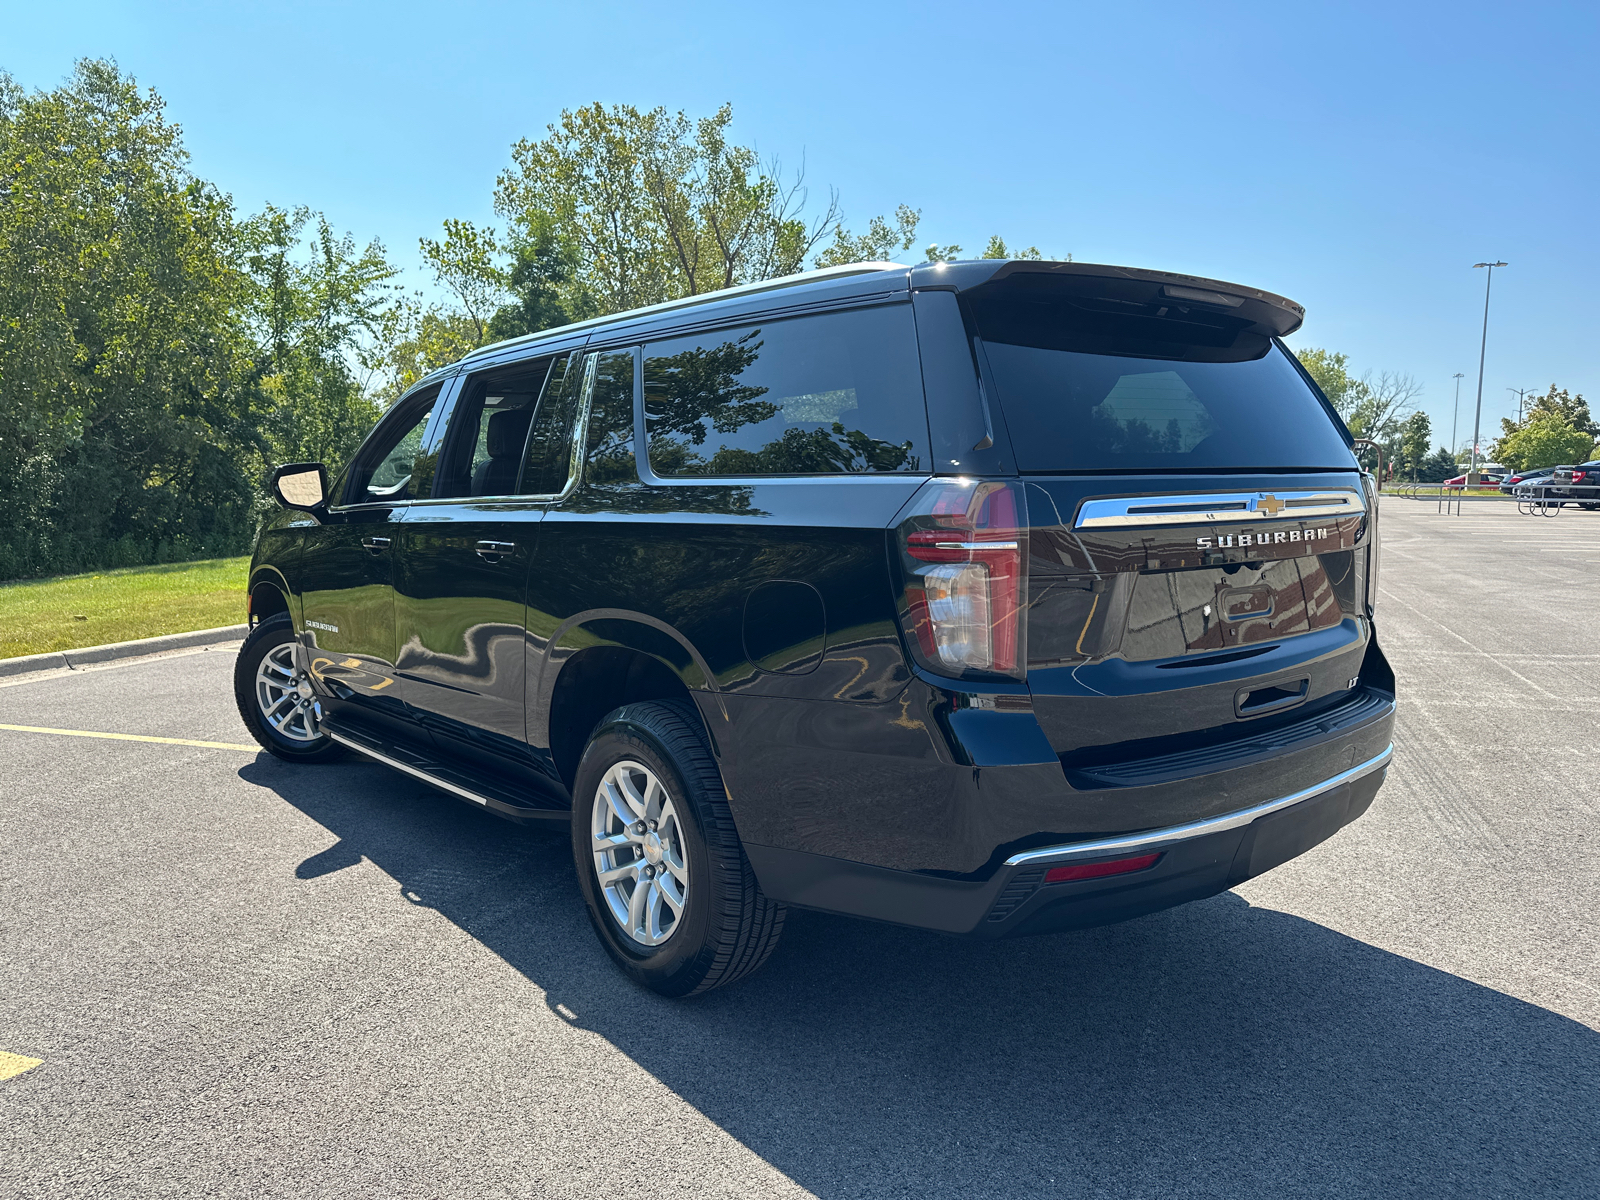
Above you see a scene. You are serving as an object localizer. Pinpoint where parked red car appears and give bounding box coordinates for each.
[1443,473,1504,487]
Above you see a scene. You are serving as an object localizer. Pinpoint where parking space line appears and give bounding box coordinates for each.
[0,723,259,752]
[0,1051,43,1081]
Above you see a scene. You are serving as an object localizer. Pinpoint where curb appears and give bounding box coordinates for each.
[0,625,249,679]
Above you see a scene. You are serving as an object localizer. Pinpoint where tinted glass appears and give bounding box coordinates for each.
[521,351,584,496]
[348,386,439,503]
[644,305,928,476]
[584,350,638,486]
[431,359,554,498]
[968,288,1353,473]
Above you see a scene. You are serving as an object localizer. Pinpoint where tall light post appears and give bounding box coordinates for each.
[1451,372,1465,462]
[1470,261,1508,480]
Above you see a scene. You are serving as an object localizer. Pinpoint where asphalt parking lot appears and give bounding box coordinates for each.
[1,501,1597,1199]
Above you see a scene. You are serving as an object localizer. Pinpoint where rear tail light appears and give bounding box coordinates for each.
[1575,470,1589,483]
[893,479,1028,679]
[1361,474,1381,618]
[1044,853,1161,883]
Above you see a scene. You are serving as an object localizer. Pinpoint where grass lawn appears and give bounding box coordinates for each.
[0,557,250,659]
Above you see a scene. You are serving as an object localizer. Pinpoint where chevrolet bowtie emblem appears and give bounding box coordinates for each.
[1255,494,1285,516]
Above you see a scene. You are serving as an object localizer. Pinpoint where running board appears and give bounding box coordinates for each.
[325,729,571,825]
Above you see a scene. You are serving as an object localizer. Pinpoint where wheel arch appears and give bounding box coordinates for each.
[247,566,294,629]
[538,610,725,792]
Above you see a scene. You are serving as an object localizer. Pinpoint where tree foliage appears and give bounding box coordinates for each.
[1,74,1050,580]
[0,61,402,579]
[1296,347,1422,476]
[1490,385,1598,470]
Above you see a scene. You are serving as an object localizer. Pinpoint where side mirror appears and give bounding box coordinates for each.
[272,462,329,510]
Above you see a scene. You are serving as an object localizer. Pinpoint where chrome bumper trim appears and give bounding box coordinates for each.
[326,730,490,807]
[1003,743,1394,868]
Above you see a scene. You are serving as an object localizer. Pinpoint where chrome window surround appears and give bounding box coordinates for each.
[1073,489,1363,530]
[1004,742,1393,868]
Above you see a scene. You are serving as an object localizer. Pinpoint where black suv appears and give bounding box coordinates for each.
[236,259,1396,996]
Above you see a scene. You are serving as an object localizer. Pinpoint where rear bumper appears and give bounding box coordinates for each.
[745,744,1391,937]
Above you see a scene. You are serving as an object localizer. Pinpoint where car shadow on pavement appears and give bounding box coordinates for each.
[241,755,1600,1199]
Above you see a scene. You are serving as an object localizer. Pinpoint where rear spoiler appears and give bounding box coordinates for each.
[981,260,1305,339]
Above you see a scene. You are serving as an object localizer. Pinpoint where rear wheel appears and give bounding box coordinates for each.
[571,700,784,997]
[234,613,345,763]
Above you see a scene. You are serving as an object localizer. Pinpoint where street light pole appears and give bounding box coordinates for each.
[1470,261,1507,480]
[1451,372,1465,462]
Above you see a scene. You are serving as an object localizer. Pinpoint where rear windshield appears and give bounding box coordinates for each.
[969,290,1354,473]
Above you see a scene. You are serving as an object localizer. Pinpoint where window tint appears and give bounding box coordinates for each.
[521,351,585,496]
[979,343,1353,472]
[432,359,555,498]
[584,349,638,486]
[348,386,439,503]
[643,305,928,476]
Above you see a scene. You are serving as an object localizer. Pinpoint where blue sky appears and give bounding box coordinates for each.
[5,0,1596,452]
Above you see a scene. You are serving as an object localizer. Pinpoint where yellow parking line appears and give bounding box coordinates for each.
[0,1051,43,1081]
[0,723,259,753]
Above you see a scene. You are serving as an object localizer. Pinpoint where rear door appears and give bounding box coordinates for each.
[393,346,586,775]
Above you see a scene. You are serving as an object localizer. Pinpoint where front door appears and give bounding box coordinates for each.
[393,348,583,783]
[299,382,446,740]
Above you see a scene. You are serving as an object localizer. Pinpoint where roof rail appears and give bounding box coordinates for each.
[460,260,911,363]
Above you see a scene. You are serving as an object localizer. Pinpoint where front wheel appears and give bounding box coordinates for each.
[571,700,784,997]
[233,613,345,763]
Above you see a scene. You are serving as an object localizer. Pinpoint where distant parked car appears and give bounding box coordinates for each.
[1500,467,1557,494]
[1550,461,1600,510]
[1443,473,1504,488]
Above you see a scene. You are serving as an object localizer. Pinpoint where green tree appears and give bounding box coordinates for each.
[1416,447,1457,482]
[0,61,257,578]
[1296,348,1360,417]
[1493,412,1596,471]
[243,204,401,468]
[922,233,1045,263]
[1491,385,1597,469]
[1399,411,1432,480]
[495,103,849,316]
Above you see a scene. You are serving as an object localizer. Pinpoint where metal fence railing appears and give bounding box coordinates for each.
[1385,480,1599,517]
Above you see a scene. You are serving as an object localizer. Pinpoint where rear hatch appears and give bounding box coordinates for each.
[962,264,1384,814]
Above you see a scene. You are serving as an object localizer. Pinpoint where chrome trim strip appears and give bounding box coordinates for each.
[1003,743,1393,868]
[1074,489,1363,530]
[326,731,490,807]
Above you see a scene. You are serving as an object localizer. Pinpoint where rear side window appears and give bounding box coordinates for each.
[643,305,928,476]
[584,349,639,486]
[968,284,1354,473]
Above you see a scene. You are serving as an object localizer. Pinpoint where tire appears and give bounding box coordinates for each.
[571,700,785,997]
[233,612,346,764]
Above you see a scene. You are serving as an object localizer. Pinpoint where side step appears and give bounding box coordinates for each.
[324,723,571,826]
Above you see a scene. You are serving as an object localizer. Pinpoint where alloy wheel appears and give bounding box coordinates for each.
[255,643,323,743]
[591,760,690,947]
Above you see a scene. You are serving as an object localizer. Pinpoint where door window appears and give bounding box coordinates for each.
[642,304,928,476]
[345,385,441,504]
[431,358,556,499]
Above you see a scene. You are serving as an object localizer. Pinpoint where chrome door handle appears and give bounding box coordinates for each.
[361,536,391,553]
[475,540,516,561]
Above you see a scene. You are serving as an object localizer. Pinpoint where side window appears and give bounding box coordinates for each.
[583,349,639,486]
[521,351,585,496]
[345,384,441,504]
[431,358,555,499]
[643,304,928,476]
